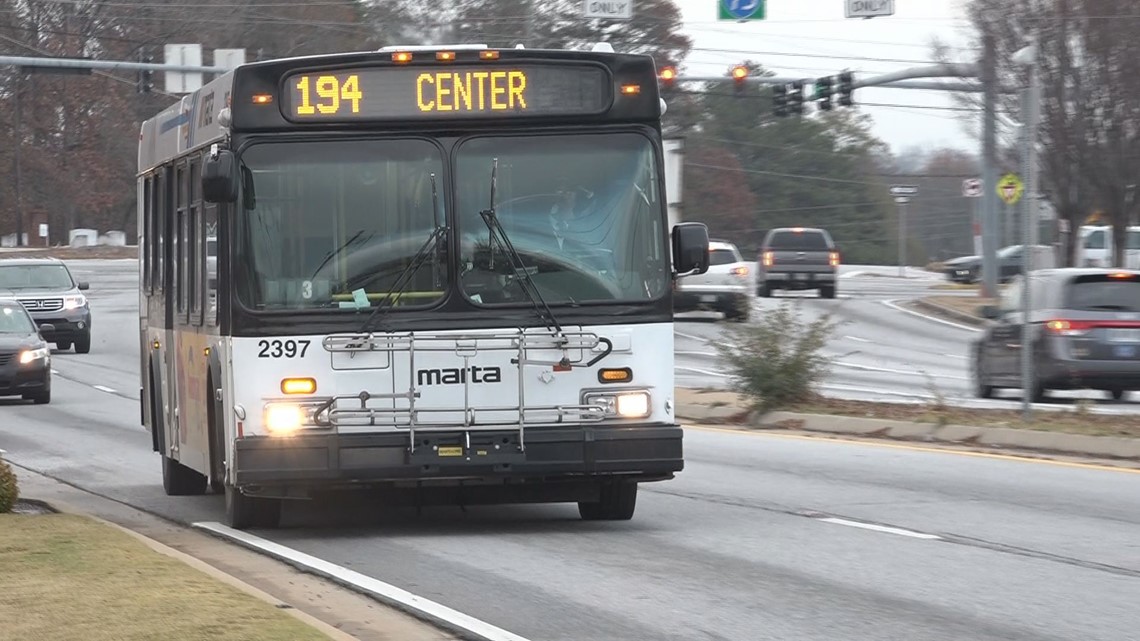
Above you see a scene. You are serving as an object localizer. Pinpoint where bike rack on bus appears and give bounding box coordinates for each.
[314,329,613,454]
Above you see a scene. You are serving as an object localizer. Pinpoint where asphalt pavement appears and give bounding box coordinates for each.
[2,259,1138,641]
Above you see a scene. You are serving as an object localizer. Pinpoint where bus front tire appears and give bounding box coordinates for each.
[578,481,638,521]
[225,485,281,530]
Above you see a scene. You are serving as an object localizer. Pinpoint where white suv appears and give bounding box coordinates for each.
[674,240,753,321]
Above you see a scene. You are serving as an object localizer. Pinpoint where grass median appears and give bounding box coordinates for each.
[680,388,1140,438]
[795,396,1140,438]
[0,246,138,259]
[919,295,996,318]
[0,512,333,641]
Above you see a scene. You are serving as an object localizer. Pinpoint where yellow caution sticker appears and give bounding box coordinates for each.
[438,446,463,457]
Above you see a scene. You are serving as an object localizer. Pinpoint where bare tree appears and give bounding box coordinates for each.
[935,0,1140,266]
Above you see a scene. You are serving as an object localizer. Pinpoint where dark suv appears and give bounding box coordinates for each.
[973,268,1140,402]
[0,258,92,353]
[756,227,840,298]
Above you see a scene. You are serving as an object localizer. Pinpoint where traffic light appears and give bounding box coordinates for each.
[659,66,677,88]
[788,80,804,115]
[137,54,154,94]
[772,83,787,117]
[814,76,833,111]
[731,65,748,94]
[837,71,854,106]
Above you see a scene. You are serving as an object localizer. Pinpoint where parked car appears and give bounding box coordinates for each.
[943,244,1054,284]
[0,298,52,404]
[756,227,839,298]
[972,268,1140,402]
[0,258,92,353]
[674,240,753,321]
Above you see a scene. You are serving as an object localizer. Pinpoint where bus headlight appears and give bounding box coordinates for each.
[583,390,652,419]
[264,403,306,435]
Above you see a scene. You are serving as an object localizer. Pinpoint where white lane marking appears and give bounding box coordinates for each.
[844,335,872,343]
[51,369,59,374]
[832,361,969,381]
[818,517,942,540]
[676,366,730,378]
[93,385,117,394]
[881,299,983,333]
[676,350,719,357]
[842,271,865,279]
[674,330,710,343]
[192,522,534,641]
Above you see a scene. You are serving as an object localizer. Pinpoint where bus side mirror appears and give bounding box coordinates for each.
[672,222,710,276]
[203,148,239,204]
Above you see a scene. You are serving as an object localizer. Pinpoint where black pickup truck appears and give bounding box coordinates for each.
[756,227,840,298]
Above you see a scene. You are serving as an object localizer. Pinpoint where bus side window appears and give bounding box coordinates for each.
[190,157,202,326]
[205,203,219,327]
[176,162,188,319]
[156,171,166,294]
[143,176,153,294]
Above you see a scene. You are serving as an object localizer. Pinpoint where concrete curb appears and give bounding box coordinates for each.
[676,403,1140,460]
[12,494,362,641]
[911,297,988,328]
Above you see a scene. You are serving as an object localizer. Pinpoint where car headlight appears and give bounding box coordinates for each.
[19,347,50,365]
[583,390,652,419]
[63,295,87,310]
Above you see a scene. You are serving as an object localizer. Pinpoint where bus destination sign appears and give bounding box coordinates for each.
[285,63,612,121]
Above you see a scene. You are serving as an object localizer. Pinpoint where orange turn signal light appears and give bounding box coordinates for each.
[281,377,317,395]
[436,51,456,61]
[599,368,632,383]
[621,84,641,95]
[392,51,412,63]
[480,50,500,60]
[252,94,273,105]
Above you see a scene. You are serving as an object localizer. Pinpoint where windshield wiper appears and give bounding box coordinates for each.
[476,158,565,340]
[359,173,446,333]
[310,229,370,280]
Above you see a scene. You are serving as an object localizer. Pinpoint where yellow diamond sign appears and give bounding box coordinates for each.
[997,173,1023,205]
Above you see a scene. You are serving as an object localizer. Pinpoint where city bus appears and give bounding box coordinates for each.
[137,42,710,529]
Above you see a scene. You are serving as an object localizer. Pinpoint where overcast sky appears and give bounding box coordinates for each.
[673,0,979,157]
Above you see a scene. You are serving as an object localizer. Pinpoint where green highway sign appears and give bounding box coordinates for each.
[718,0,765,21]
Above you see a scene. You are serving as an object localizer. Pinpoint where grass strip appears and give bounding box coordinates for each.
[0,513,333,641]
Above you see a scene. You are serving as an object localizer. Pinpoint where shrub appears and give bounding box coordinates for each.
[0,458,18,513]
[714,300,842,415]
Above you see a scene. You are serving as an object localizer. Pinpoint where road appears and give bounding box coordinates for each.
[677,264,1140,411]
[2,260,1139,641]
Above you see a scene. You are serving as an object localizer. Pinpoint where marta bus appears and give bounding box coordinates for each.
[136,42,710,529]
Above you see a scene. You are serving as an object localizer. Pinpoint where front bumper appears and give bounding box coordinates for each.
[32,309,91,341]
[674,289,749,310]
[0,360,50,397]
[234,424,684,488]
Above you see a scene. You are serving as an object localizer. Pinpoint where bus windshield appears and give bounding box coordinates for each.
[456,133,667,305]
[236,139,446,311]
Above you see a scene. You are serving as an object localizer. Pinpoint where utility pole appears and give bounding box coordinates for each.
[897,198,908,277]
[980,26,1000,300]
[14,73,23,248]
[1015,30,1041,421]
